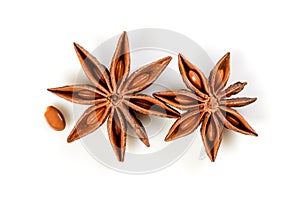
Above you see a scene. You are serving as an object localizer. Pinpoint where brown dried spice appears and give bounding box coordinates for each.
[153,53,257,162]
[48,32,179,161]
[44,106,66,131]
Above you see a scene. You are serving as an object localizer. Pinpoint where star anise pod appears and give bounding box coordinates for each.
[48,32,179,161]
[153,53,257,162]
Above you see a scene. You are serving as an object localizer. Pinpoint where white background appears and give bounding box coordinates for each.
[0,0,299,199]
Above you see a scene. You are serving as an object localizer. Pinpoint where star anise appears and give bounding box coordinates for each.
[153,53,257,162]
[48,32,179,161]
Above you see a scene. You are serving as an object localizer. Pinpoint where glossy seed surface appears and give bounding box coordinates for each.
[44,106,66,131]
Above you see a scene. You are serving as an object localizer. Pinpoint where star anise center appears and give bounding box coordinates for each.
[206,95,219,112]
[109,93,123,106]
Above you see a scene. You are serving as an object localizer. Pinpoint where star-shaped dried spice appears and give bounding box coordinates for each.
[153,53,257,162]
[48,32,179,161]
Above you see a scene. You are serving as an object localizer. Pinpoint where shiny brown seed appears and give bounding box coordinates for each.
[188,70,203,91]
[44,106,66,131]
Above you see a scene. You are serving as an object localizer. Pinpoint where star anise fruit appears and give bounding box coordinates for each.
[153,53,258,162]
[48,32,179,161]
